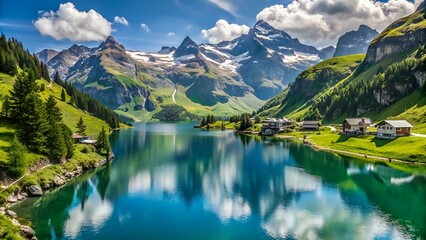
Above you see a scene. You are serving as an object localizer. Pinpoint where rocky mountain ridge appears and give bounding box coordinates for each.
[38,20,333,119]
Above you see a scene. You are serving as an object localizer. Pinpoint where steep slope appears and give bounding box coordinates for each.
[36,49,59,63]
[38,21,331,120]
[45,44,92,79]
[257,54,365,119]
[334,25,378,57]
[259,5,426,131]
[66,36,149,111]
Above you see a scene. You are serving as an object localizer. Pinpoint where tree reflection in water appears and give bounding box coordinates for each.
[12,123,426,240]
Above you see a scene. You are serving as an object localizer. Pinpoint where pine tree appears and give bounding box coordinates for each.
[18,93,49,152]
[9,70,38,120]
[61,89,66,102]
[8,135,27,177]
[95,126,111,159]
[46,122,66,163]
[53,71,61,84]
[40,83,45,92]
[61,123,74,159]
[76,116,87,136]
[2,95,10,118]
[45,95,62,124]
[201,117,206,127]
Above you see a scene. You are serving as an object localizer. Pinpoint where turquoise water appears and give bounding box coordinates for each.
[13,122,426,239]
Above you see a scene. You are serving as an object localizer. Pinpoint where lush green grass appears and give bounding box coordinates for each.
[372,9,426,44]
[279,129,426,162]
[0,73,112,185]
[37,79,110,137]
[0,118,45,170]
[117,84,266,121]
[258,54,364,118]
[300,54,365,81]
[19,145,104,189]
[0,215,23,240]
[201,121,237,130]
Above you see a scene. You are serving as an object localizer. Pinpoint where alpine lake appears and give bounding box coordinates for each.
[12,122,426,240]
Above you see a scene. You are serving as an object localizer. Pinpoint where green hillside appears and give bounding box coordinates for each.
[0,72,110,168]
[257,54,365,119]
[372,8,426,44]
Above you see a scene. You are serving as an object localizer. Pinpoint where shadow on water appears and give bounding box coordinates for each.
[11,122,426,240]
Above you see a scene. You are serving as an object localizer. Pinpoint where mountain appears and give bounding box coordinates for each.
[45,44,93,80]
[319,46,336,59]
[37,21,332,120]
[36,49,59,63]
[334,25,378,57]
[258,6,426,130]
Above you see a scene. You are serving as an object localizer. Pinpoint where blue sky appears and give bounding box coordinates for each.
[0,0,420,53]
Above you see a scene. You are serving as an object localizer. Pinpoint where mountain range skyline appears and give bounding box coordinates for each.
[0,0,422,53]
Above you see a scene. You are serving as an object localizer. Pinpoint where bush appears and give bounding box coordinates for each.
[81,146,89,154]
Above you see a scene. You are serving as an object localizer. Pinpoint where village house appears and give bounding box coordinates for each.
[261,118,293,136]
[72,134,97,144]
[342,118,374,135]
[376,120,413,139]
[301,120,320,131]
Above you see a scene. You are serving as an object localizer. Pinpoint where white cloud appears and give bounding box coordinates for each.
[114,16,129,26]
[256,0,420,47]
[140,23,150,32]
[207,0,238,16]
[167,32,176,37]
[34,2,112,42]
[201,19,250,44]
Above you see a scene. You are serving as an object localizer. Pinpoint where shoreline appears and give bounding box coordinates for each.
[231,130,426,166]
[273,135,426,166]
[0,150,114,240]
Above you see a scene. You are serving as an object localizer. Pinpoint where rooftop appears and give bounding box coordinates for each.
[345,118,373,125]
[378,120,413,128]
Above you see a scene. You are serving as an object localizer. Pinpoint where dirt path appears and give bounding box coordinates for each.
[325,126,337,132]
[172,88,177,104]
[411,133,426,138]
[0,164,52,192]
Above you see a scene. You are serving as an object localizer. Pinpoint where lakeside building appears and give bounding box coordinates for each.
[376,120,413,139]
[261,118,293,136]
[342,118,374,135]
[301,120,320,131]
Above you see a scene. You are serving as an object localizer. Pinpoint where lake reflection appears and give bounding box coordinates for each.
[13,123,426,240]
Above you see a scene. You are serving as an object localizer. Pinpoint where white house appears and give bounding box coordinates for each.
[377,120,413,139]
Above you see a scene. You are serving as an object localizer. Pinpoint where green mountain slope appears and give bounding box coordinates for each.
[258,6,426,132]
[0,72,110,159]
[258,54,365,119]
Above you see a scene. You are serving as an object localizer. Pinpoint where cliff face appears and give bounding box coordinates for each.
[365,8,426,64]
[366,29,426,64]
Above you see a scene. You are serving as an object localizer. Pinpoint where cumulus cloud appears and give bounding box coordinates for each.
[167,32,176,37]
[201,19,250,44]
[256,0,420,47]
[140,23,150,32]
[34,2,111,42]
[114,16,129,26]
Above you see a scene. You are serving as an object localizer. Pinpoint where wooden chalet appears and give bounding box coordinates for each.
[342,118,373,135]
[301,120,320,131]
[376,120,413,139]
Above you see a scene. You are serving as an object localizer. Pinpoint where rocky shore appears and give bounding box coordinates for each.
[0,152,114,239]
